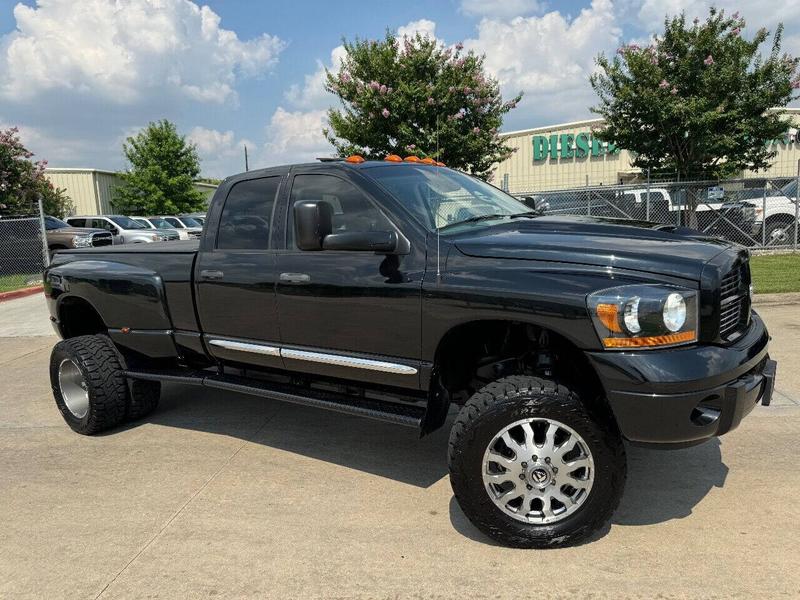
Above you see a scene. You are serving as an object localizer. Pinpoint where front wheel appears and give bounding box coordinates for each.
[448,375,626,548]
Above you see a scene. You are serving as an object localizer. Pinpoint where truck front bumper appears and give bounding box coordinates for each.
[586,311,775,447]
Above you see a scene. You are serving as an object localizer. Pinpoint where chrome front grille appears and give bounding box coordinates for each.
[91,233,113,247]
[718,260,750,340]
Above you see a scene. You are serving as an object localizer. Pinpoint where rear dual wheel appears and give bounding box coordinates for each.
[449,375,626,548]
[50,334,160,435]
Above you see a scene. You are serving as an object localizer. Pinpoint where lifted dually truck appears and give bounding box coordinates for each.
[44,158,777,548]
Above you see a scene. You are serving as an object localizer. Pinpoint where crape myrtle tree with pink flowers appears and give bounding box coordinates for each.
[0,127,72,217]
[591,8,799,191]
[324,31,522,179]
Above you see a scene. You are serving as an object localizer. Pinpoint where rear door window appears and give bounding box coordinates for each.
[216,177,280,250]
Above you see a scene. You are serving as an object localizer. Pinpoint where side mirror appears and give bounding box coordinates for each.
[294,201,333,250]
[522,196,549,215]
[322,230,398,252]
[110,226,119,235]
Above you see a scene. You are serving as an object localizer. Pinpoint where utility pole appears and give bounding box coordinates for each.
[244,145,249,172]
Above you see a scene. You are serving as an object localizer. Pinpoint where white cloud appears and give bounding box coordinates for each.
[261,108,333,166]
[188,126,255,178]
[285,45,348,110]
[465,0,621,126]
[0,0,285,104]
[397,19,439,41]
[460,0,542,19]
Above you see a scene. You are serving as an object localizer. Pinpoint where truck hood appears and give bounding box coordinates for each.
[49,227,108,235]
[451,215,731,281]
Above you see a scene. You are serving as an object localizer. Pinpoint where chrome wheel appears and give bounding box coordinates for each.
[58,359,89,419]
[482,417,595,524]
[766,224,790,246]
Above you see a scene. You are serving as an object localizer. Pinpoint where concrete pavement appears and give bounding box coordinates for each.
[0,299,798,598]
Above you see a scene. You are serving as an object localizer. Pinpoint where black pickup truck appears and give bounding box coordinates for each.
[43,158,776,548]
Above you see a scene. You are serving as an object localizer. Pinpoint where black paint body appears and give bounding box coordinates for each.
[43,161,772,445]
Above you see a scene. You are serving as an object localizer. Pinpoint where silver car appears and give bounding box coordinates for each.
[132,217,187,240]
[65,215,178,244]
[156,215,203,239]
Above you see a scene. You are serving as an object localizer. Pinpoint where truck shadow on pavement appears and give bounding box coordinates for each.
[132,383,728,544]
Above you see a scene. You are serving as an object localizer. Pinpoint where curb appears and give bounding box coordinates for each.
[0,285,44,303]
[753,292,800,307]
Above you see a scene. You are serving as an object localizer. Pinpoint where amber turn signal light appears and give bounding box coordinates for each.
[595,303,622,333]
[602,330,696,348]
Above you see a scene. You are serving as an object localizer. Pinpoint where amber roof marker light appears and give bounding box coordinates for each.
[384,154,403,162]
[403,156,421,163]
[345,155,365,164]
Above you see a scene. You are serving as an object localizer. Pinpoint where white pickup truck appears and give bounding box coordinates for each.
[623,185,798,246]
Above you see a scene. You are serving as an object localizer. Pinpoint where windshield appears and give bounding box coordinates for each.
[780,179,797,200]
[110,216,146,229]
[44,216,69,230]
[179,216,202,227]
[366,165,530,230]
[148,217,175,230]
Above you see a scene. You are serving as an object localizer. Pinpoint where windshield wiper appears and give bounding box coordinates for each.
[439,213,515,230]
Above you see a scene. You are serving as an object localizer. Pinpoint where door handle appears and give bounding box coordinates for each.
[280,272,311,284]
[200,269,224,280]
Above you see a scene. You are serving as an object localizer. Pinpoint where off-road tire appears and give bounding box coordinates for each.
[448,375,626,548]
[50,335,129,435]
[126,380,161,422]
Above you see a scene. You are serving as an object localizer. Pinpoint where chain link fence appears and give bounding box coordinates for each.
[0,200,48,293]
[512,175,800,251]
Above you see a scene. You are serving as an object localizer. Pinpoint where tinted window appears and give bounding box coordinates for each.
[217,177,280,250]
[109,215,145,229]
[92,218,114,231]
[45,216,69,230]
[179,216,202,227]
[67,218,86,227]
[288,174,392,248]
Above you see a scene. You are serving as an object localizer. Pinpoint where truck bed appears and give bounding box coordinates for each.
[59,240,199,254]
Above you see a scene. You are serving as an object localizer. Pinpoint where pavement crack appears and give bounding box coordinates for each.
[93,410,277,599]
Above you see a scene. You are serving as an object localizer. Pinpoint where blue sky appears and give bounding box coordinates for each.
[0,0,797,177]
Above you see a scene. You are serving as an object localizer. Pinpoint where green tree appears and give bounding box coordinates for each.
[114,120,206,215]
[324,32,522,179]
[590,9,799,182]
[0,126,73,217]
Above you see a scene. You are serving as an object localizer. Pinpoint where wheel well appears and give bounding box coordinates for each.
[433,320,609,413]
[58,297,107,338]
[765,214,797,225]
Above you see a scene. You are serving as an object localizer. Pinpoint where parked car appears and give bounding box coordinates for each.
[44,216,113,256]
[65,215,179,244]
[44,158,775,549]
[131,216,187,240]
[608,188,757,245]
[181,212,207,226]
[741,179,799,246]
[155,215,203,239]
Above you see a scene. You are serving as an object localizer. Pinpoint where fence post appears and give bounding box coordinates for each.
[762,185,767,248]
[645,168,651,221]
[37,194,49,269]
[587,188,591,216]
[794,160,799,251]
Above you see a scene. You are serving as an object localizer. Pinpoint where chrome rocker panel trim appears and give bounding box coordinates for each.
[207,338,418,375]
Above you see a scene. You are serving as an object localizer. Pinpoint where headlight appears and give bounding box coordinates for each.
[587,284,699,349]
[72,235,93,248]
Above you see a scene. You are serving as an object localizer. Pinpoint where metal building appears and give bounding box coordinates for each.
[43,168,218,216]
[492,108,800,194]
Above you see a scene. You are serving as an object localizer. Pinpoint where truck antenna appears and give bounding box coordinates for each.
[436,116,441,284]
